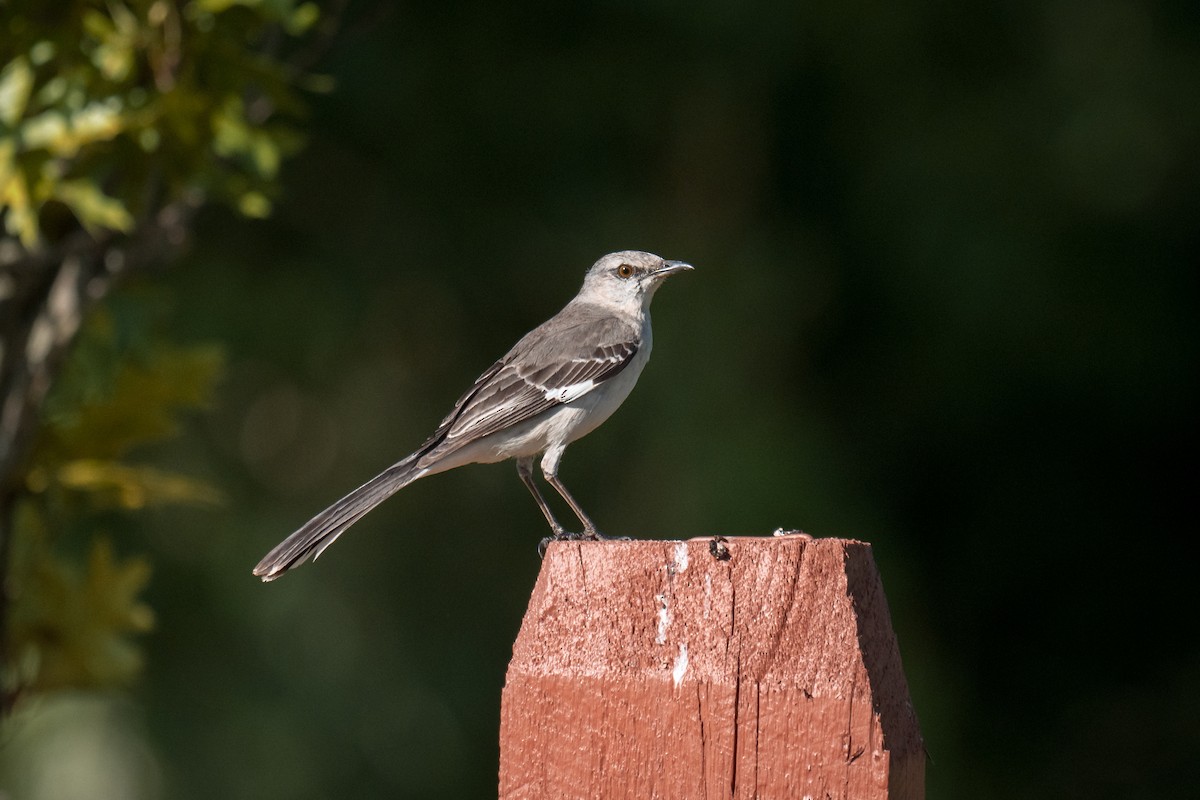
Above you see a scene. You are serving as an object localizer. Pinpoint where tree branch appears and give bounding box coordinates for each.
[0,201,195,711]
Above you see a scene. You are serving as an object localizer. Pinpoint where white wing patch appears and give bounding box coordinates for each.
[544,379,596,404]
[434,339,639,447]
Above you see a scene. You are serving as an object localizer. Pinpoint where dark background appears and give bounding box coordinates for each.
[12,1,1198,797]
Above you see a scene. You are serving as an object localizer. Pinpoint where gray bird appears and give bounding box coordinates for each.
[253,250,693,581]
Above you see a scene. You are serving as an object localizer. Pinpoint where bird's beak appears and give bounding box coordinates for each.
[653,260,695,278]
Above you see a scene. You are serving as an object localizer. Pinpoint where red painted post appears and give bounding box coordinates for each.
[499,535,924,799]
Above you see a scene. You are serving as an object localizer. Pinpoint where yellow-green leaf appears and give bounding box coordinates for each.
[43,335,223,461]
[286,2,320,35]
[0,147,39,246]
[7,523,154,693]
[29,41,57,67]
[237,190,271,217]
[20,99,126,158]
[56,459,224,509]
[0,56,34,127]
[251,135,280,178]
[53,179,135,233]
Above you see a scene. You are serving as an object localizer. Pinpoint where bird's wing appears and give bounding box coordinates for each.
[446,340,637,440]
[418,311,639,458]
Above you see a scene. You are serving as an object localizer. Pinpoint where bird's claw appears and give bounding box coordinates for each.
[537,528,632,557]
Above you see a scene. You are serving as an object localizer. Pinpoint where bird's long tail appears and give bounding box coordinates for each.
[252,458,426,582]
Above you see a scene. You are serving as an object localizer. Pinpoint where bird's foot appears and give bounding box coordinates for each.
[562,529,601,541]
[537,528,630,557]
[586,527,633,543]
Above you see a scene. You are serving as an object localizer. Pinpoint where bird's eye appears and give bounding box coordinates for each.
[616,264,634,279]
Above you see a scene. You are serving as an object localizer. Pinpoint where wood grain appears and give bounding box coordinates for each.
[500,536,924,799]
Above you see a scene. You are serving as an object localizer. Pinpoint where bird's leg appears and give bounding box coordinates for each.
[544,473,603,538]
[516,457,566,537]
[538,446,610,540]
[530,449,627,556]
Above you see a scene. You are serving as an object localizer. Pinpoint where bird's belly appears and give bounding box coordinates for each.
[487,405,593,461]
[495,378,634,458]
[558,357,644,442]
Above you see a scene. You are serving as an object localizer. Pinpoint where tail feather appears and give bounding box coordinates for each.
[253,460,425,581]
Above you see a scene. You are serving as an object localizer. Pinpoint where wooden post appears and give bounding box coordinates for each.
[499,535,924,799]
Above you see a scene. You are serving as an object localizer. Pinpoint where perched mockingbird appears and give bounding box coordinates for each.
[253,250,692,581]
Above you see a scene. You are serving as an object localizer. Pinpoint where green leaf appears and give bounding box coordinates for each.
[0,56,34,127]
[211,97,289,180]
[5,295,226,699]
[237,189,272,217]
[36,298,225,476]
[287,2,321,35]
[0,143,40,246]
[28,41,57,67]
[55,459,224,510]
[43,339,224,461]
[53,179,135,234]
[20,99,126,158]
[7,521,155,693]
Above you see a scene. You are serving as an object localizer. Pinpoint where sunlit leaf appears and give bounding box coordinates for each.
[0,148,39,246]
[44,339,223,460]
[34,75,69,107]
[55,459,223,510]
[17,111,68,152]
[252,135,281,179]
[213,96,284,176]
[21,100,126,157]
[287,2,321,35]
[53,179,135,234]
[237,190,271,217]
[28,41,56,67]
[1,0,320,246]
[0,57,34,127]
[80,9,116,42]
[212,98,250,155]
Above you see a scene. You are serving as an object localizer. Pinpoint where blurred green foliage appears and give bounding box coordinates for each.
[0,0,321,246]
[6,299,222,698]
[1,0,319,714]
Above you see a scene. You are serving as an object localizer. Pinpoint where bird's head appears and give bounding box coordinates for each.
[580,250,694,311]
